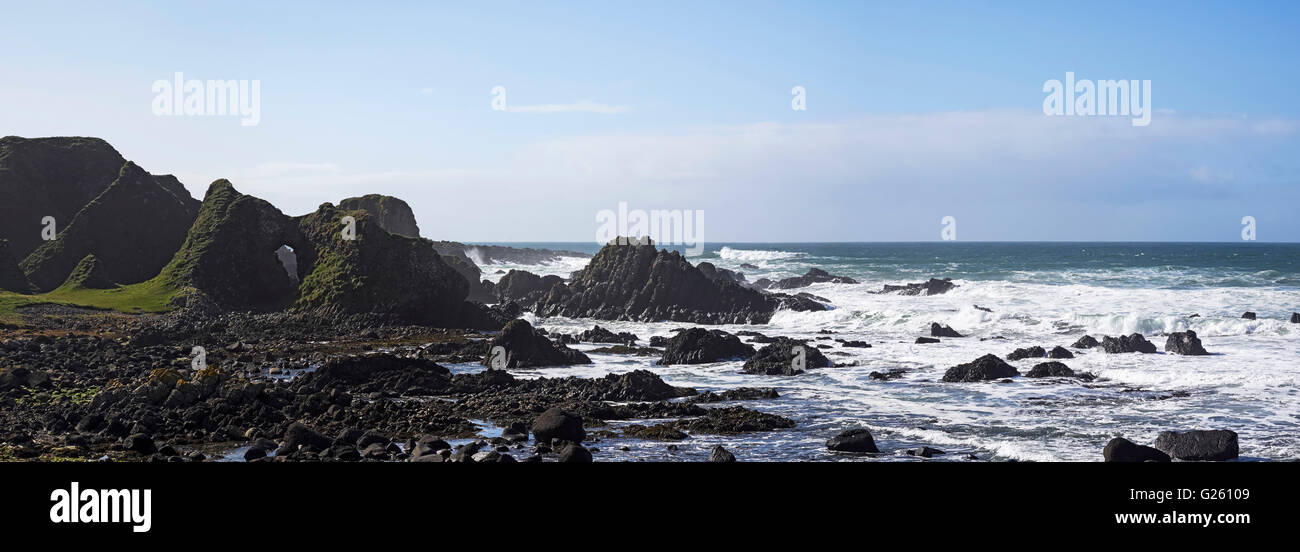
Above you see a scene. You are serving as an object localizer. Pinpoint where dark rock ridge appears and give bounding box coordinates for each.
[532,238,826,324]
[658,328,755,365]
[1164,330,1209,356]
[878,278,956,296]
[429,240,590,265]
[755,268,857,289]
[826,428,878,453]
[1103,437,1171,462]
[1153,430,1239,461]
[1101,333,1157,354]
[695,262,746,285]
[1071,335,1099,349]
[1006,346,1046,361]
[440,253,495,303]
[930,323,963,338]
[493,269,563,305]
[0,136,148,259]
[742,337,832,375]
[577,325,639,345]
[480,319,591,368]
[20,161,199,291]
[338,194,420,237]
[942,354,1019,382]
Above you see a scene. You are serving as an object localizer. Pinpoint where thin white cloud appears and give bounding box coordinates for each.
[504,100,627,114]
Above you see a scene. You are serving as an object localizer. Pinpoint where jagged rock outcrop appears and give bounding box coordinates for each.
[1048,346,1074,359]
[0,239,33,292]
[1007,346,1046,361]
[294,202,467,326]
[440,253,494,303]
[1071,335,1099,349]
[20,162,199,291]
[494,270,563,305]
[1025,361,1093,380]
[930,323,963,338]
[1164,330,1209,356]
[155,180,309,310]
[56,254,115,289]
[878,278,956,296]
[1101,333,1157,354]
[695,262,746,284]
[338,194,420,237]
[533,238,826,324]
[941,354,1019,382]
[576,325,639,344]
[429,241,590,265]
[755,268,857,289]
[0,136,136,259]
[480,319,591,368]
[658,328,755,365]
[741,337,831,375]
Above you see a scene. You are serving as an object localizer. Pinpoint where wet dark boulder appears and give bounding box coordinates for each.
[1164,330,1209,356]
[532,238,825,325]
[915,337,940,344]
[577,325,639,345]
[1154,430,1239,461]
[907,446,944,458]
[1047,346,1074,359]
[480,319,591,368]
[826,428,878,453]
[1241,312,1256,320]
[337,194,420,237]
[1006,346,1046,361]
[649,335,669,347]
[1071,335,1099,349]
[1291,313,1299,323]
[557,443,593,463]
[1101,333,1157,354]
[741,337,832,375]
[942,354,1019,382]
[1103,437,1171,462]
[531,407,585,446]
[758,268,858,290]
[878,278,956,296]
[708,445,737,462]
[930,323,963,338]
[1025,361,1092,380]
[658,328,755,365]
[277,422,332,455]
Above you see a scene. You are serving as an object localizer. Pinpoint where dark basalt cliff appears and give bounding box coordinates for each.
[338,194,420,237]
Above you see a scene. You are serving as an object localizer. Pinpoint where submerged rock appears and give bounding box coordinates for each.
[741,337,832,375]
[1164,330,1209,356]
[658,328,755,365]
[1071,335,1099,349]
[756,268,858,289]
[878,278,956,296]
[826,428,878,453]
[1103,437,1171,462]
[930,323,963,338]
[1101,333,1157,354]
[1006,346,1046,361]
[1153,430,1239,461]
[942,354,1019,382]
[1241,311,1256,320]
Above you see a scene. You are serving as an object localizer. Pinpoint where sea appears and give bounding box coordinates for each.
[458,242,1300,462]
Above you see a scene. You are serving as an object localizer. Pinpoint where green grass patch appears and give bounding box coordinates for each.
[0,276,178,319]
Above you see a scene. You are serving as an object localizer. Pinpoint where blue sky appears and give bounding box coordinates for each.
[2,0,1297,242]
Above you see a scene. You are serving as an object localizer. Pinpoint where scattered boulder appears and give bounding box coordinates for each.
[1006,346,1046,361]
[826,428,878,453]
[557,443,593,463]
[1047,346,1074,359]
[481,319,591,368]
[1241,312,1256,320]
[658,328,755,365]
[1164,330,1209,356]
[1101,334,1157,354]
[1103,437,1171,462]
[914,337,940,344]
[708,445,737,462]
[942,354,1019,382]
[531,407,585,446]
[1025,361,1093,380]
[577,325,639,345]
[1071,335,1099,349]
[742,338,832,375]
[930,323,963,338]
[1153,430,1239,461]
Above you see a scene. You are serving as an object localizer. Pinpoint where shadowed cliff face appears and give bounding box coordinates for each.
[0,136,133,259]
[338,194,420,237]
[0,239,34,293]
[20,162,200,291]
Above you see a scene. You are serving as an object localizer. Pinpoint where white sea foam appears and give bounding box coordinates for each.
[717,246,805,262]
